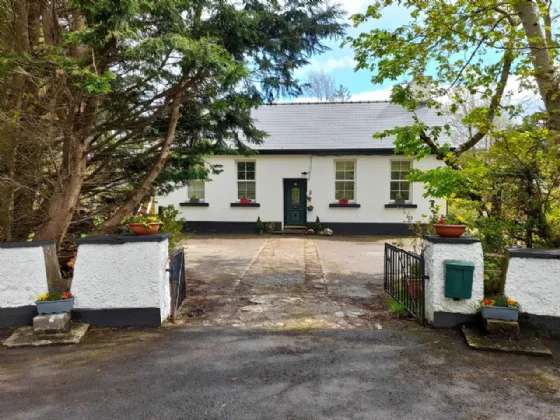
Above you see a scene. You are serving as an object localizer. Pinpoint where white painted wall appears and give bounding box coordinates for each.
[72,239,170,322]
[157,154,444,226]
[505,256,560,317]
[0,245,49,308]
[423,239,484,323]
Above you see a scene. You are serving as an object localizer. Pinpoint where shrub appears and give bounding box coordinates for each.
[314,216,322,231]
[158,205,185,251]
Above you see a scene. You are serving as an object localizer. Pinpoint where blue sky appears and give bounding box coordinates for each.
[293,1,411,102]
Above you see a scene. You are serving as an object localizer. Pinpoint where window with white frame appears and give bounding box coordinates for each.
[237,161,256,200]
[188,180,205,200]
[390,161,411,201]
[335,160,356,201]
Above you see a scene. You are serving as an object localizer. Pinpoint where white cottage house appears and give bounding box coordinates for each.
[156,101,447,235]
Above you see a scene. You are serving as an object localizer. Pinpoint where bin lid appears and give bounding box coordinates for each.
[445,260,475,270]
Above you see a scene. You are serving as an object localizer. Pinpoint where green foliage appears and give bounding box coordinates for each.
[314,216,322,231]
[387,296,408,316]
[256,217,265,232]
[158,205,185,251]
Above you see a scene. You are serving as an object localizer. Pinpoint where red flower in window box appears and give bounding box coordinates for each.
[240,197,252,204]
[338,198,349,205]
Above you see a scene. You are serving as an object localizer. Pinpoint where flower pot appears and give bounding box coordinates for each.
[481,306,519,321]
[240,199,252,204]
[338,200,349,205]
[36,298,74,314]
[403,278,422,300]
[307,206,314,211]
[129,222,161,236]
[434,224,466,238]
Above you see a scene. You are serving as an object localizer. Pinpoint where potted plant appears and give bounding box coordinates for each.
[338,197,349,205]
[314,216,322,233]
[190,195,200,203]
[434,215,466,238]
[256,217,265,234]
[240,196,252,204]
[394,193,406,205]
[402,260,423,300]
[124,213,162,236]
[480,297,520,321]
[36,292,74,314]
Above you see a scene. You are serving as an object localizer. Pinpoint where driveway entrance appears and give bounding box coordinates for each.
[181,235,397,329]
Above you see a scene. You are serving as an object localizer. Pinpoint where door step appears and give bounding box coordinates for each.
[273,226,310,235]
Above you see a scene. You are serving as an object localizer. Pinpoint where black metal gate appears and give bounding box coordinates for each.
[384,243,426,324]
[169,248,187,322]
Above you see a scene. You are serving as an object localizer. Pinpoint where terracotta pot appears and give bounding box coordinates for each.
[240,199,252,204]
[434,224,466,238]
[338,200,349,205]
[403,278,422,300]
[129,223,161,236]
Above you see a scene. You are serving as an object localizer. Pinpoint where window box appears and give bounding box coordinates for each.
[240,199,252,204]
[329,203,361,208]
[231,202,260,207]
[180,202,209,207]
[338,199,349,205]
[384,203,418,209]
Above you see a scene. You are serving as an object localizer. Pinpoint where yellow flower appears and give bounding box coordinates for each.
[507,298,517,306]
[457,216,465,223]
[38,293,49,301]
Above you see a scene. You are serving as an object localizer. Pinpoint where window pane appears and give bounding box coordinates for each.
[246,171,255,180]
[246,182,256,199]
[237,162,246,171]
[246,162,255,171]
[188,181,205,199]
[391,161,400,171]
[335,162,345,171]
[335,171,344,180]
[345,162,355,171]
[390,181,400,191]
[344,171,354,180]
[401,161,411,170]
[237,171,245,180]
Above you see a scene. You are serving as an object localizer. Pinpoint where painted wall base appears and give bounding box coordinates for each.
[0,306,38,327]
[72,308,162,327]
[519,313,560,338]
[182,221,411,235]
[433,311,479,329]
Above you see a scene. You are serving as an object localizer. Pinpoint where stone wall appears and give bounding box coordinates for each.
[0,241,53,326]
[504,248,560,334]
[71,234,171,327]
[423,235,484,328]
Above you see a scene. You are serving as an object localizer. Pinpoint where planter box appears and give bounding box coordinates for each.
[481,306,519,321]
[434,224,466,238]
[129,223,161,236]
[36,298,74,315]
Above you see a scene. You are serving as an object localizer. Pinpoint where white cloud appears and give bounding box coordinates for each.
[286,85,393,103]
[334,0,369,16]
[295,55,356,79]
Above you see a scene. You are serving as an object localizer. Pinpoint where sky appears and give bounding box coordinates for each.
[291,1,411,103]
[291,0,542,112]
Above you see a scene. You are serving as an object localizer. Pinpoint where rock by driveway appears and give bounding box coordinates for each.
[1,327,559,420]
[181,236,398,329]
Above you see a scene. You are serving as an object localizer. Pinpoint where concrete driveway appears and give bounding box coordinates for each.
[181,235,400,329]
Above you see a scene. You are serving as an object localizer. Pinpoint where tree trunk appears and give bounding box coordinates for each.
[98,92,184,233]
[514,1,560,134]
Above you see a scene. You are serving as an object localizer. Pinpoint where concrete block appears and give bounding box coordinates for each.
[485,319,520,340]
[33,313,70,333]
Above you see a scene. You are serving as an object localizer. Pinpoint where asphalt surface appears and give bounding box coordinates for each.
[1,327,559,420]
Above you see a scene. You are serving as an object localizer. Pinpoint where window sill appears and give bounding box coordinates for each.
[329,203,361,208]
[179,202,209,207]
[385,203,418,209]
[231,202,261,207]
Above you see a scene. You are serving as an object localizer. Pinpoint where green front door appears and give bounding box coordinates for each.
[284,179,307,227]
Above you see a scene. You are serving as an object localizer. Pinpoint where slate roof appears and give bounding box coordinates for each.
[247,101,451,151]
